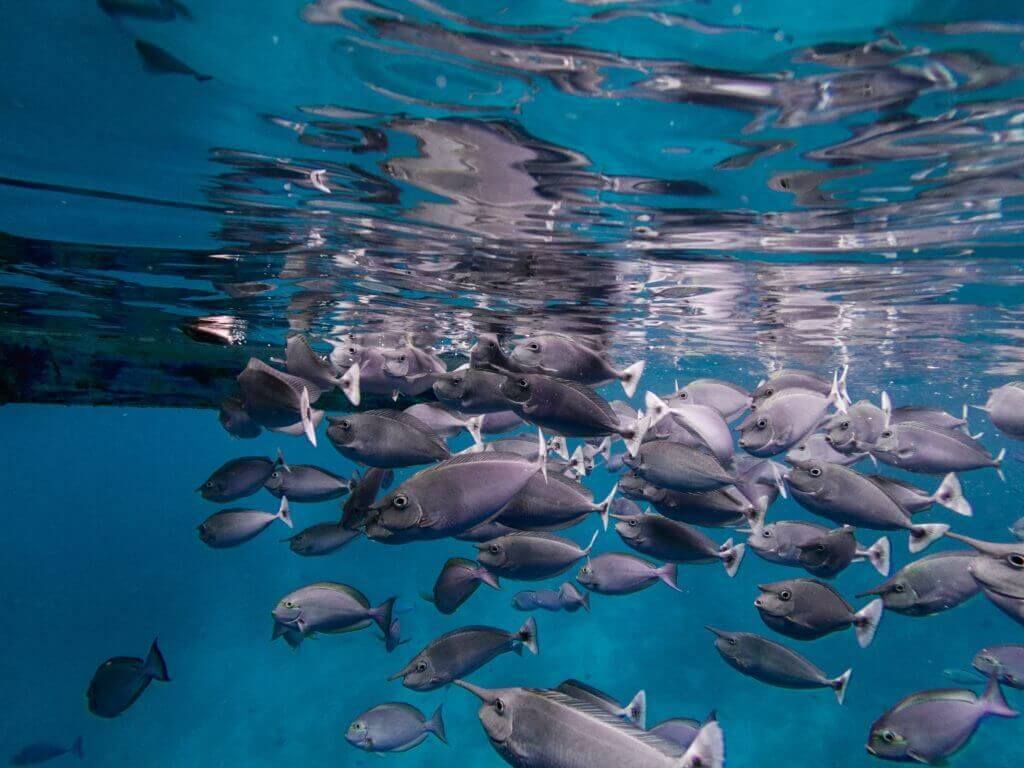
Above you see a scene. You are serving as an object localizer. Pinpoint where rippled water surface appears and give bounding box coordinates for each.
[2,1,1024,767]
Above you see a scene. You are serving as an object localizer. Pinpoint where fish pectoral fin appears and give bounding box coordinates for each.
[907,750,937,765]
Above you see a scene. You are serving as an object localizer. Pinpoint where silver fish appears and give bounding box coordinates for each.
[264,452,352,502]
[974,382,1024,438]
[496,473,618,532]
[433,367,511,413]
[86,639,169,718]
[555,679,646,728]
[747,519,831,566]
[623,440,737,493]
[284,522,360,557]
[345,703,446,752]
[973,645,1024,689]
[755,578,883,647]
[577,552,680,595]
[197,456,276,503]
[673,378,751,422]
[381,345,446,397]
[797,526,890,578]
[403,402,483,444]
[644,393,734,462]
[510,333,645,397]
[271,582,395,648]
[857,550,979,616]
[786,432,867,466]
[477,530,599,581]
[327,409,450,468]
[612,511,745,576]
[198,497,292,548]
[869,421,1004,475]
[426,557,501,615]
[738,371,845,456]
[752,369,834,404]
[236,358,319,446]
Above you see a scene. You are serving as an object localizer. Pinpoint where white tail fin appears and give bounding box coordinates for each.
[536,428,548,483]
[275,447,291,473]
[838,364,851,408]
[623,415,650,458]
[658,563,681,592]
[995,448,1007,482]
[548,436,569,461]
[880,390,892,428]
[864,536,890,577]
[594,436,612,464]
[597,484,618,531]
[828,368,848,414]
[932,473,972,516]
[833,669,852,705]
[722,541,745,578]
[620,690,647,729]
[569,445,587,477]
[853,599,883,648]
[516,616,539,655]
[909,523,949,553]
[676,720,724,768]
[620,360,646,398]
[770,461,788,499]
[464,416,483,448]
[276,496,293,529]
[644,391,672,425]
[582,528,600,556]
[299,387,317,447]
[340,363,361,406]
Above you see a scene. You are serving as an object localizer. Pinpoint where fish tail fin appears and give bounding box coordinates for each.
[596,436,612,463]
[535,428,548,482]
[619,360,646,398]
[770,460,788,499]
[828,367,848,413]
[722,541,745,578]
[427,705,448,744]
[676,720,725,768]
[995,448,1007,482]
[865,536,891,577]
[969,403,991,413]
[909,523,949,553]
[621,689,647,729]
[299,386,317,447]
[659,562,681,592]
[275,447,291,473]
[644,391,672,425]
[580,591,591,612]
[832,669,852,705]
[982,676,1018,718]
[370,597,397,641]
[838,364,851,408]
[880,390,892,420]
[582,528,601,556]
[465,416,484,448]
[477,567,501,590]
[853,599,884,648]
[932,473,972,516]
[277,496,293,529]
[143,638,171,682]
[71,737,84,759]
[548,435,569,461]
[597,483,618,531]
[340,362,361,406]
[516,616,539,655]
[569,445,587,477]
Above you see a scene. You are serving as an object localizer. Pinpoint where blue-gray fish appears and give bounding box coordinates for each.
[577,553,680,595]
[786,433,867,466]
[867,678,1017,763]
[327,409,450,468]
[752,369,834,404]
[510,333,645,397]
[512,589,565,612]
[476,530,599,581]
[707,627,851,704]
[612,510,745,576]
[264,453,351,502]
[496,472,618,532]
[197,455,275,503]
[99,0,191,21]
[198,497,292,548]
[134,39,210,81]
[469,333,525,372]
[390,618,538,691]
[623,440,737,493]
[403,402,483,443]
[747,520,830,566]
[365,439,546,543]
[282,335,346,395]
[87,638,169,718]
[381,345,446,397]
[283,522,360,557]
[454,679,725,768]
[340,467,393,530]
[9,737,82,765]
[433,367,511,414]
[426,557,501,615]
[644,394,734,462]
[346,703,446,752]
[755,578,883,647]
[857,550,979,616]
[797,526,890,578]
[673,378,751,422]
[271,583,395,649]
[738,371,846,456]
[236,358,319,446]
[555,679,647,728]
[870,421,1005,475]
[974,382,1024,438]
[973,645,1024,689]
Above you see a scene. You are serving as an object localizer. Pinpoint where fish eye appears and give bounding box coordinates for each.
[518,379,530,389]
[810,467,822,477]
[893,583,905,593]
[393,495,408,509]
[815,544,826,552]
[882,430,893,438]
[494,698,506,714]
[489,544,501,554]
[398,355,407,363]
[204,481,214,488]
[764,388,774,397]
[840,421,850,430]
[488,341,496,348]
[628,519,639,527]
[727,637,737,646]
[271,471,280,479]
[762,529,772,538]
[416,661,427,672]
[452,377,462,386]
[882,731,895,744]
[528,342,539,351]
[779,589,792,601]
[679,391,688,399]
[285,600,295,608]
[1008,553,1024,568]
[756,418,767,429]
[339,419,351,430]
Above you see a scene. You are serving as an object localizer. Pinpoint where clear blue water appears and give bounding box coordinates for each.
[3,1,1024,766]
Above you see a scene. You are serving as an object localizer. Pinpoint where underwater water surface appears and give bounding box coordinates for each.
[3,1,1024,767]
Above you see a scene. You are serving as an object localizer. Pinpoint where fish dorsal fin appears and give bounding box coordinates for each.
[362,409,442,439]
[287,335,333,372]
[892,689,978,714]
[556,679,622,709]
[445,556,481,570]
[541,471,588,492]
[243,358,323,401]
[305,582,369,607]
[545,377,618,423]
[898,421,988,453]
[537,691,681,756]
[500,531,577,546]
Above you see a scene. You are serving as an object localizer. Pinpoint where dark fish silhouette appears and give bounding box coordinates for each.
[134,39,210,81]
[9,738,82,765]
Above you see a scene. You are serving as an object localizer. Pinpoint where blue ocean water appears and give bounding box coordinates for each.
[3,1,1024,767]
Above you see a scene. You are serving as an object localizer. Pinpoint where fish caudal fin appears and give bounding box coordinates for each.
[995,448,1007,482]
[299,386,317,447]
[340,363,361,406]
[676,720,725,768]
[908,523,949,553]
[582,528,601,557]
[71,737,84,759]
[623,414,650,458]
[427,705,448,744]
[275,447,291,473]
[832,669,852,705]
[548,435,569,461]
[477,567,501,590]
[933,473,972,517]
[370,597,397,642]
[828,367,848,414]
[621,689,647,729]
[982,676,1018,718]
[865,536,891,577]
[721,541,745,578]
[143,637,171,682]
[853,599,883,648]
[658,563,681,592]
[619,360,646,398]
[277,496,293,529]
[597,483,618,531]
[535,428,548,482]
[464,416,484,447]
[517,616,539,655]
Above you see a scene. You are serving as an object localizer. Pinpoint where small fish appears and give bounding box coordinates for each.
[739,369,847,456]
[857,550,979,617]
[870,421,1005,476]
[973,382,1024,438]
[390,618,538,691]
[624,440,737,494]
[752,369,835,404]
[434,366,525,414]
[425,557,501,615]
[236,358,319,446]
[87,638,169,718]
[512,589,564,612]
[345,703,446,752]
[612,510,745,576]
[198,497,292,548]
[197,456,275,503]
[556,679,647,727]
[381,345,446,397]
[973,644,1024,688]
[558,581,591,612]
[134,39,210,81]
[867,678,1017,763]
[707,627,851,704]
[496,472,618,531]
[271,583,395,649]
[264,452,351,502]
[510,333,645,397]
[755,578,883,647]
[797,526,891,578]
[786,433,867,466]
[403,403,483,444]
[577,552,680,595]
[469,333,524,371]
[9,737,83,766]
[476,530,599,581]
[98,0,191,21]
[673,378,751,422]
[283,522,360,557]
[340,467,393,530]
[747,519,831,566]
[327,410,450,468]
